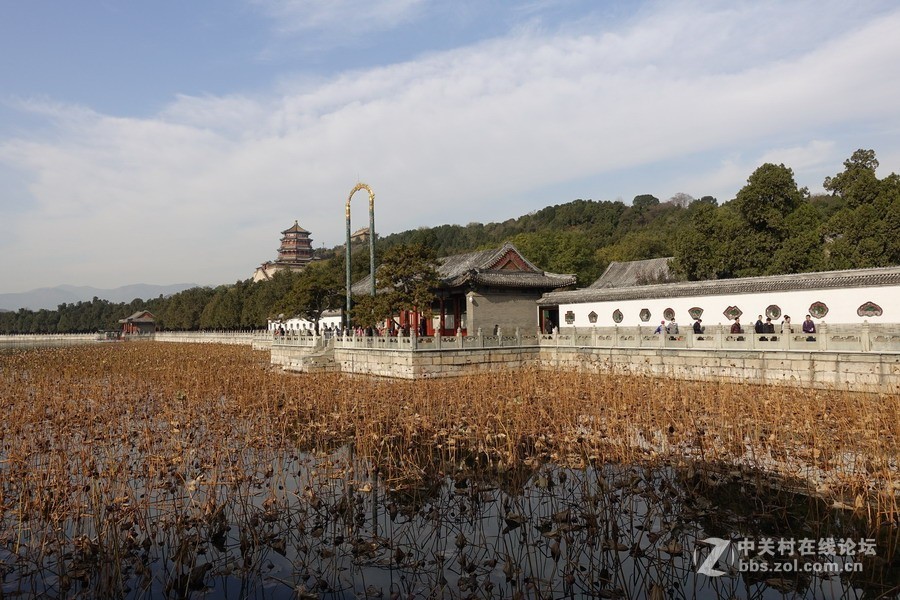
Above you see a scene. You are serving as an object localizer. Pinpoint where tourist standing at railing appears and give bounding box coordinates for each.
[803,315,816,341]
[730,318,743,334]
[759,317,775,341]
[781,316,793,334]
[802,315,816,334]
[693,319,704,334]
[654,320,665,334]
[754,315,765,334]
[666,320,678,335]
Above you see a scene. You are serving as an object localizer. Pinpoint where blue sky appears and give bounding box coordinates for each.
[2,0,899,294]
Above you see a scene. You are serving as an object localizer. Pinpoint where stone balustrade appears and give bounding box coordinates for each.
[0,333,98,347]
[267,322,900,354]
[152,330,266,346]
[5,326,897,390]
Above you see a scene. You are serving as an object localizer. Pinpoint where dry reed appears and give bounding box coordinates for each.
[0,343,897,597]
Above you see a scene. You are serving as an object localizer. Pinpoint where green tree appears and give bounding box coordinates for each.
[821,149,899,269]
[595,230,672,273]
[350,293,391,329]
[280,260,344,332]
[823,149,880,207]
[510,230,599,284]
[354,243,440,326]
[770,203,824,274]
[671,202,724,280]
[734,163,804,234]
[632,194,659,210]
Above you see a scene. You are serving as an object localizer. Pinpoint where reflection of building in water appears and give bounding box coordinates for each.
[253,221,314,282]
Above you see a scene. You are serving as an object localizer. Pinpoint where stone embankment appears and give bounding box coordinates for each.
[6,329,896,392]
[267,327,900,392]
[152,331,266,347]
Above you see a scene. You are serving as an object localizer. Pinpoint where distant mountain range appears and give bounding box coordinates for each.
[0,283,199,311]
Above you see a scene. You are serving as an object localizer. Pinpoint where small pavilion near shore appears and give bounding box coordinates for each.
[119,311,156,335]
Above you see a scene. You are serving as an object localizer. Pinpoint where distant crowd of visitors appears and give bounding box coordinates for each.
[273,323,343,338]
[272,320,431,339]
[654,312,819,342]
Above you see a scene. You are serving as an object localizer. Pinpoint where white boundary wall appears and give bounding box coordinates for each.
[558,284,899,329]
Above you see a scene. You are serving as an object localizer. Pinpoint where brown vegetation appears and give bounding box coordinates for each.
[0,343,897,596]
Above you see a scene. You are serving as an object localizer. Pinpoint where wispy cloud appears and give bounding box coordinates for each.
[1,0,898,291]
[249,0,425,34]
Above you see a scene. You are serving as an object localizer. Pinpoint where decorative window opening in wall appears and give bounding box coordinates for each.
[723,305,743,321]
[765,305,781,320]
[857,301,883,318]
[588,311,598,324]
[612,309,624,323]
[663,308,675,321]
[809,301,829,319]
[639,308,651,322]
[564,311,575,325]
[688,307,703,320]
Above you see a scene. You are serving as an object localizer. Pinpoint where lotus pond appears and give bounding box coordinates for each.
[0,343,897,598]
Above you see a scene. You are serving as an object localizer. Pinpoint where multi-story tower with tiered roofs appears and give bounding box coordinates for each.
[252,220,314,282]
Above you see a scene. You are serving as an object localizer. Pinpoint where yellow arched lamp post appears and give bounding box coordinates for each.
[345,183,376,328]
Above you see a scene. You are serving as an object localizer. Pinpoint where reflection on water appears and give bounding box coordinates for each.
[2,447,897,599]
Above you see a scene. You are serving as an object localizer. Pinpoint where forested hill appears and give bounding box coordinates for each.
[372,196,695,286]
[1,149,897,334]
[373,148,899,285]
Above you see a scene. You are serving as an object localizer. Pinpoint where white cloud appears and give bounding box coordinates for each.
[249,0,425,34]
[1,1,899,291]
[660,140,842,204]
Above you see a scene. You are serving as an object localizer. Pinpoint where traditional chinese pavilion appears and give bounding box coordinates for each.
[353,242,576,335]
[253,220,315,282]
[119,310,156,335]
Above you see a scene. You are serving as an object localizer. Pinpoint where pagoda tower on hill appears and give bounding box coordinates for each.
[252,220,314,282]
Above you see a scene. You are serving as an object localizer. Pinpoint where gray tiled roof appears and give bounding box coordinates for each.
[351,242,576,294]
[119,311,155,323]
[467,270,577,289]
[538,264,900,305]
[282,220,310,234]
[589,257,674,289]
